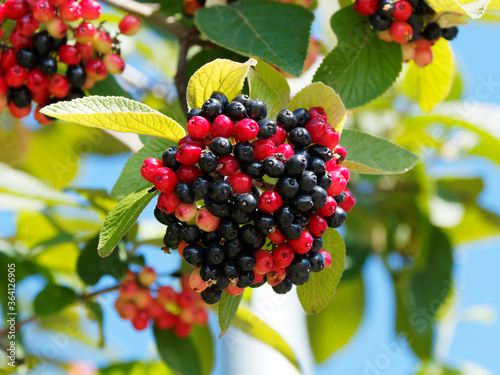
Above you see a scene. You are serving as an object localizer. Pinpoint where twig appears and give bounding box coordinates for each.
[175,34,191,115]
[77,285,120,301]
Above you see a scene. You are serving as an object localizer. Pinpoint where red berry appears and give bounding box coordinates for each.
[59,0,82,21]
[82,77,96,90]
[225,283,245,296]
[75,21,97,43]
[16,14,39,36]
[8,102,31,118]
[252,139,275,161]
[79,0,102,20]
[273,244,294,268]
[0,77,8,96]
[187,115,211,138]
[155,312,177,330]
[339,189,356,213]
[392,0,412,21]
[253,271,265,285]
[413,38,434,49]
[85,58,107,81]
[157,192,180,214]
[48,74,70,98]
[32,0,55,22]
[258,191,283,213]
[58,44,82,65]
[118,301,138,320]
[103,53,125,74]
[233,118,259,141]
[1,48,18,71]
[414,46,433,67]
[9,29,32,49]
[305,117,328,143]
[140,157,162,182]
[319,249,332,268]
[93,31,112,54]
[326,171,347,196]
[33,105,50,125]
[192,307,208,326]
[210,115,234,138]
[226,173,252,194]
[317,196,337,217]
[176,165,202,184]
[175,203,198,222]
[4,0,29,20]
[267,228,286,245]
[174,321,192,338]
[325,159,336,172]
[177,290,196,309]
[31,89,50,104]
[147,300,165,319]
[178,135,206,148]
[153,167,178,193]
[190,267,208,293]
[275,143,294,160]
[307,214,328,237]
[353,0,378,15]
[5,65,27,88]
[196,207,220,232]
[119,14,142,36]
[317,126,340,150]
[46,18,67,38]
[178,241,188,258]
[27,68,48,93]
[157,286,177,305]
[132,311,149,330]
[389,21,413,44]
[288,230,313,254]
[267,271,286,286]
[76,42,94,61]
[175,143,202,165]
[254,249,274,274]
[333,165,350,182]
[308,106,327,121]
[270,125,287,145]
[334,145,347,163]
[218,155,240,176]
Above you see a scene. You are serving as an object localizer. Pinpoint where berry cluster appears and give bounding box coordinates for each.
[114,267,208,337]
[354,0,459,67]
[141,91,356,305]
[0,0,141,123]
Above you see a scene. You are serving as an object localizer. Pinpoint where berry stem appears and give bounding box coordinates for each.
[253,179,276,191]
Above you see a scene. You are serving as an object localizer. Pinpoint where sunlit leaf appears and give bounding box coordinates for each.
[34,284,77,316]
[218,292,242,337]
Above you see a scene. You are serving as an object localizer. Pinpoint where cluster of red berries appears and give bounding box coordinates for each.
[0,0,141,123]
[140,91,355,305]
[354,0,459,67]
[114,267,208,337]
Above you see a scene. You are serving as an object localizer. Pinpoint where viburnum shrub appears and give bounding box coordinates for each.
[353,0,459,67]
[0,0,141,123]
[115,267,208,337]
[141,91,355,304]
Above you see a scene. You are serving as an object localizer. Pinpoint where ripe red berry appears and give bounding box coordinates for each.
[175,143,202,165]
[5,64,27,87]
[178,135,206,148]
[58,44,82,65]
[157,192,180,214]
[275,143,294,160]
[339,189,356,213]
[16,14,39,36]
[317,126,340,150]
[273,244,295,268]
[147,300,164,319]
[307,214,328,237]
[119,14,142,36]
[8,102,31,118]
[140,157,162,182]
[189,267,208,293]
[178,241,188,258]
[334,145,347,163]
[46,18,67,38]
[59,1,82,21]
[32,0,55,23]
[317,195,337,217]
[103,53,125,74]
[34,104,52,125]
[413,38,434,49]
[93,31,112,54]
[308,106,327,121]
[319,249,332,268]
[258,191,283,213]
[267,229,286,245]
[175,203,198,222]
[76,42,94,61]
[218,155,240,176]
[174,321,192,338]
[305,117,328,143]
[414,46,433,67]
[85,58,107,81]
[79,0,102,20]
[176,165,202,184]
[196,207,220,232]
[210,115,234,138]
[157,286,177,305]
[1,48,18,71]
[132,311,149,330]
[153,167,178,193]
[353,0,378,15]
[192,307,208,326]
[326,171,347,196]
[75,21,97,43]
[233,118,259,141]
[288,230,313,254]
[4,0,29,20]
[9,29,33,49]
[333,165,350,182]
[267,271,286,286]
[252,139,275,161]
[48,74,70,98]
[389,21,413,44]
[177,290,196,309]
[187,115,211,138]
[225,283,245,296]
[27,68,48,93]
[254,249,274,274]
[325,159,336,172]
[31,88,50,104]
[226,173,252,194]
[392,0,413,21]
[155,312,177,329]
[270,125,287,145]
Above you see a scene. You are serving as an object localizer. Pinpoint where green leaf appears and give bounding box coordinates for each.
[77,235,129,285]
[313,6,403,109]
[195,1,314,77]
[86,301,105,347]
[232,306,300,371]
[111,137,175,199]
[186,58,256,110]
[87,74,132,99]
[288,82,347,133]
[403,38,453,112]
[424,0,496,19]
[100,362,175,375]
[218,292,243,337]
[307,273,364,363]
[248,60,291,120]
[34,284,77,316]
[446,204,500,244]
[40,96,185,142]
[297,228,346,314]
[98,187,156,257]
[154,325,213,375]
[340,129,418,174]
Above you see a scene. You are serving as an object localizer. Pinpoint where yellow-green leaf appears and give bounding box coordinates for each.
[40,96,185,142]
[186,58,257,110]
[288,82,347,133]
[425,0,497,19]
[403,38,453,113]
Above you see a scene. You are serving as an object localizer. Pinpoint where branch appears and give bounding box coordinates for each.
[175,34,191,115]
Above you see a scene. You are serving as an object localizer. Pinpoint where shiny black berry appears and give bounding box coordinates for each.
[16,48,39,68]
[200,263,221,282]
[162,146,181,171]
[230,207,252,224]
[199,151,218,174]
[235,193,258,213]
[33,31,54,55]
[272,279,293,294]
[175,183,196,203]
[287,271,310,285]
[254,212,276,234]
[209,137,232,157]
[423,23,441,41]
[289,194,313,212]
[234,142,254,163]
[192,176,212,199]
[218,219,239,241]
[240,224,263,246]
[201,230,221,244]
[295,213,310,227]
[293,108,310,127]
[66,64,87,88]
[276,177,299,200]
[205,199,230,218]
[309,186,328,208]
[317,172,332,190]
[275,206,294,228]
[246,99,267,121]
[325,206,347,228]
[284,154,308,177]
[237,270,255,288]
[308,251,325,272]
[223,261,241,280]
[224,101,247,121]
[241,162,264,179]
[311,236,324,252]
[289,255,312,275]
[202,98,222,122]
[280,222,303,240]
[277,109,297,131]
[206,243,225,265]
[334,191,346,205]
[233,94,250,106]
[298,171,317,193]
[179,225,202,244]
[154,207,175,226]
[187,107,203,120]
[224,238,243,258]
[201,286,223,304]
[262,157,284,178]
[308,144,333,161]
[209,181,233,202]
[257,118,277,139]
[12,86,31,108]
[442,26,458,41]
[183,244,205,266]
[369,11,392,31]
[236,251,257,271]
[211,91,229,108]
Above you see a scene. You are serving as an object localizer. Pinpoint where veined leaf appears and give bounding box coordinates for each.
[34,284,77,316]
[195,1,314,77]
[288,82,346,133]
[41,96,185,142]
[340,129,418,174]
[186,58,256,110]
[98,187,156,257]
[425,0,498,19]
[248,60,291,120]
[297,228,346,314]
[218,292,242,337]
